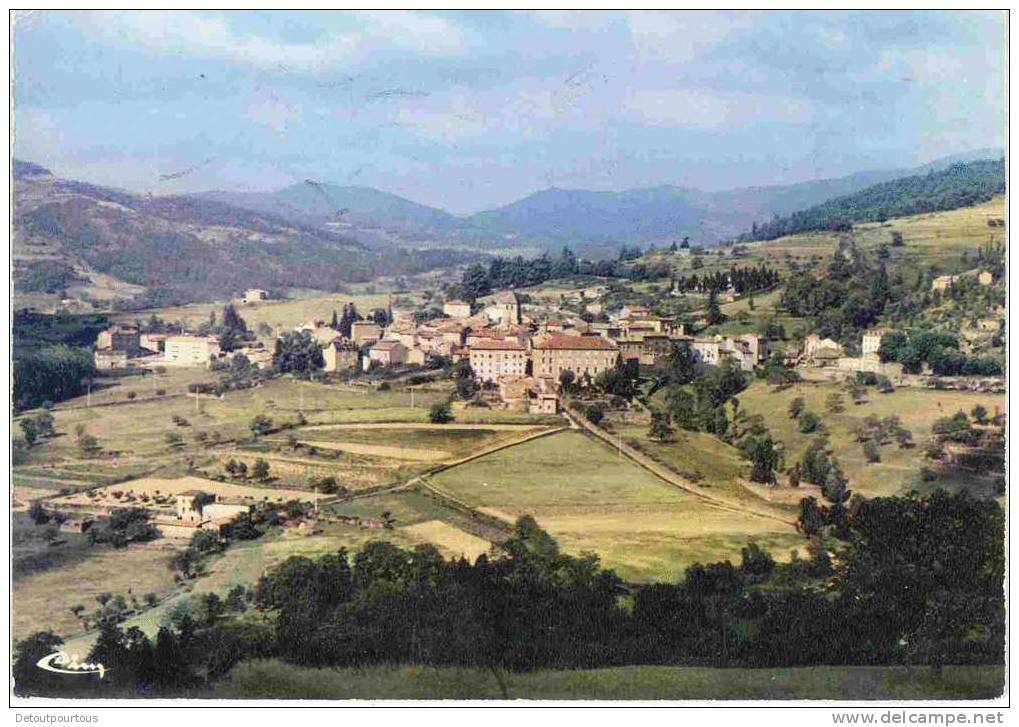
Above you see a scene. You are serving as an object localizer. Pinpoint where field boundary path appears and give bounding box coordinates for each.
[301,422,548,432]
[564,406,796,527]
[408,424,572,537]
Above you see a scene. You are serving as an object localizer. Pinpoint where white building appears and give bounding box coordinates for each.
[164,335,221,367]
[469,339,528,383]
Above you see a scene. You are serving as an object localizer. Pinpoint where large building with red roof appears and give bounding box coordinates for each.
[532,334,618,381]
[469,338,528,383]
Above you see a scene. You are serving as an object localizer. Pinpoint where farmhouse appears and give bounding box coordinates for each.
[243,288,269,304]
[237,345,274,369]
[802,334,844,366]
[469,338,528,383]
[174,490,252,524]
[322,338,360,372]
[532,334,618,382]
[692,338,721,366]
[96,325,141,356]
[301,323,345,346]
[366,340,407,368]
[164,335,222,367]
[94,347,129,370]
[497,375,559,414]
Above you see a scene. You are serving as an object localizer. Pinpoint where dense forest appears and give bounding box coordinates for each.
[12,311,106,410]
[744,160,1005,241]
[12,491,1004,697]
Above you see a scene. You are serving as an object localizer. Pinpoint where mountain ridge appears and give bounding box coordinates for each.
[189,148,1005,248]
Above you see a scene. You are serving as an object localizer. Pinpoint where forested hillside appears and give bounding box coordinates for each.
[744,160,1005,241]
[13,162,481,307]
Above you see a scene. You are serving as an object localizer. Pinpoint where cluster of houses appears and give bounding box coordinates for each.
[800,329,903,376]
[92,288,780,412]
[93,325,236,371]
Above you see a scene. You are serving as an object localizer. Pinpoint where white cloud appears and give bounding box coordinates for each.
[528,10,617,31]
[627,11,749,64]
[625,88,813,130]
[70,10,468,72]
[245,97,302,133]
[395,95,488,142]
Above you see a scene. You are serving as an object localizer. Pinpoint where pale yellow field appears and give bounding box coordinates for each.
[49,475,328,510]
[401,520,492,562]
[293,439,450,461]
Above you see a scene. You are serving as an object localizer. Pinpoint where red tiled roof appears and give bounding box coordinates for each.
[534,335,617,351]
[470,339,526,351]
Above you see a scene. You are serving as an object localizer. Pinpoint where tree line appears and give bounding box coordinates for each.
[453,246,671,303]
[13,491,1004,697]
[671,264,780,295]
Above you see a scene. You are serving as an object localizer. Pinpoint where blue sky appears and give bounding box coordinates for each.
[13,10,1006,214]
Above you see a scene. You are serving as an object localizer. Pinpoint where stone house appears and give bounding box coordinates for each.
[322,338,360,372]
[94,348,129,370]
[367,340,407,368]
[481,291,522,325]
[97,326,141,356]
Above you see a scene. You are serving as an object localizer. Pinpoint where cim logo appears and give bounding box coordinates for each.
[36,651,106,680]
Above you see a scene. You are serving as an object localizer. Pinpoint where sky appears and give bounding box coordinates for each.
[13,10,1006,215]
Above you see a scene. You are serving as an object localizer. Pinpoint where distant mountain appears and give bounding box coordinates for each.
[188,149,1004,253]
[13,162,480,307]
[467,186,709,241]
[743,158,1006,241]
[466,150,1006,247]
[198,183,460,246]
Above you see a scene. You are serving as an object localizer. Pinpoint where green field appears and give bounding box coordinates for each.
[213,660,1005,700]
[428,430,800,581]
[738,380,1005,498]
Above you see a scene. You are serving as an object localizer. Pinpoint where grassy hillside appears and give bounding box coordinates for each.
[427,430,799,581]
[738,380,1005,499]
[213,660,1005,700]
